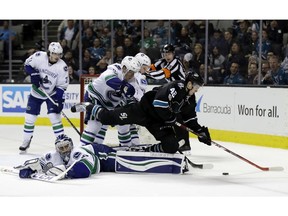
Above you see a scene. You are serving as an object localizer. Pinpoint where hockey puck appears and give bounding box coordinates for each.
[222,172,229,175]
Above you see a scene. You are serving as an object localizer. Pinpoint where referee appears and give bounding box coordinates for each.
[147,44,192,155]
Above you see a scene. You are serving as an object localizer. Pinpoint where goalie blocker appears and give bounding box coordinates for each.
[115,151,187,174]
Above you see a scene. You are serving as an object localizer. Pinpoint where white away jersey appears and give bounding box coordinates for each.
[87,63,124,110]
[25,51,69,99]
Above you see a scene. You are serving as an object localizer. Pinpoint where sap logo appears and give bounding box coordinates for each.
[2,86,31,113]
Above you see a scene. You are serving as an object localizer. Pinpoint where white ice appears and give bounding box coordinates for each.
[0,125,287,215]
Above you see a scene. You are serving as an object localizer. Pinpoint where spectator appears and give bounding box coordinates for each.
[123,37,139,56]
[247,62,258,84]
[87,38,106,62]
[68,65,79,84]
[262,55,288,85]
[223,62,246,84]
[253,60,270,84]
[222,28,235,57]
[138,28,157,50]
[114,46,125,63]
[114,27,125,47]
[81,27,97,50]
[59,20,79,50]
[225,42,247,77]
[0,20,16,59]
[209,46,227,84]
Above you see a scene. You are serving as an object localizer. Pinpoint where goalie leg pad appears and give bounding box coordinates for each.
[115,151,185,174]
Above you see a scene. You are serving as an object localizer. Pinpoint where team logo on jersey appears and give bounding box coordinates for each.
[119,112,128,120]
[64,66,68,71]
[36,52,41,56]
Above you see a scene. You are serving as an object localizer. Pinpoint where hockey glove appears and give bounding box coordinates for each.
[51,88,65,113]
[197,126,211,146]
[30,72,41,87]
[120,81,135,98]
[19,168,36,178]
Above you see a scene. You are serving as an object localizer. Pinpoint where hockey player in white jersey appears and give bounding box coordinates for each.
[19,42,69,152]
[17,134,116,179]
[117,53,151,146]
[80,56,140,146]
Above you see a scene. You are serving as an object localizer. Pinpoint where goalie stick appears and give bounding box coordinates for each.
[175,122,284,172]
[40,87,81,136]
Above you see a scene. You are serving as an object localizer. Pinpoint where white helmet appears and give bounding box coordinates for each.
[121,56,141,74]
[48,42,63,56]
[135,53,151,66]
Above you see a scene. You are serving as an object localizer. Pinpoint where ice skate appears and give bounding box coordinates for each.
[19,136,33,153]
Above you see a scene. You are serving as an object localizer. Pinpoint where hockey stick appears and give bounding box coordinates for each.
[177,150,213,169]
[40,87,81,136]
[175,122,284,172]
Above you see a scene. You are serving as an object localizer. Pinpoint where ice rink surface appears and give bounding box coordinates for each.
[0,125,287,216]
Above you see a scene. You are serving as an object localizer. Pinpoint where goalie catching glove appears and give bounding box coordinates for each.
[197,126,211,146]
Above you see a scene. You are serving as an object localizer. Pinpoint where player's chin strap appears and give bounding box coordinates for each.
[175,122,284,172]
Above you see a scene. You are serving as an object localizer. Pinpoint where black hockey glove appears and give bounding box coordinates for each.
[197,126,211,146]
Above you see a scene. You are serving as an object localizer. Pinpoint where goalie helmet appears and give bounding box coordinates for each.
[55,134,73,159]
[48,42,63,56]
[185,71,204,86]
[121,56,141,74]
[135,53,151,67]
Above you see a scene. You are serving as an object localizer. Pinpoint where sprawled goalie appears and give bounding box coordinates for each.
[15,135,188,179]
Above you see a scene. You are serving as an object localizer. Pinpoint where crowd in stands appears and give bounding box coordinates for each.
[2,20,288,85]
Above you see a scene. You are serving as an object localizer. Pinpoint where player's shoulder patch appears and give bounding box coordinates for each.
[63,66,68,71]
[35,52,41,57]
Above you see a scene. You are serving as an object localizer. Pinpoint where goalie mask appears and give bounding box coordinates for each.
[55,134,73,159]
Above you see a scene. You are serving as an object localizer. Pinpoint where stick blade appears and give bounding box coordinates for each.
[268,166,284,171]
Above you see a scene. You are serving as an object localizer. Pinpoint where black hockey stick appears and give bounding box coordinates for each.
[175,122,284,171]
[40,88,81,136]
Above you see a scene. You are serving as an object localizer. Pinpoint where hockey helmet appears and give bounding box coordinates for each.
[135,53,151,67]
[185,71,204,86]
[161,44,175,53]
[121,56,141,77]
[48,42,63,55]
